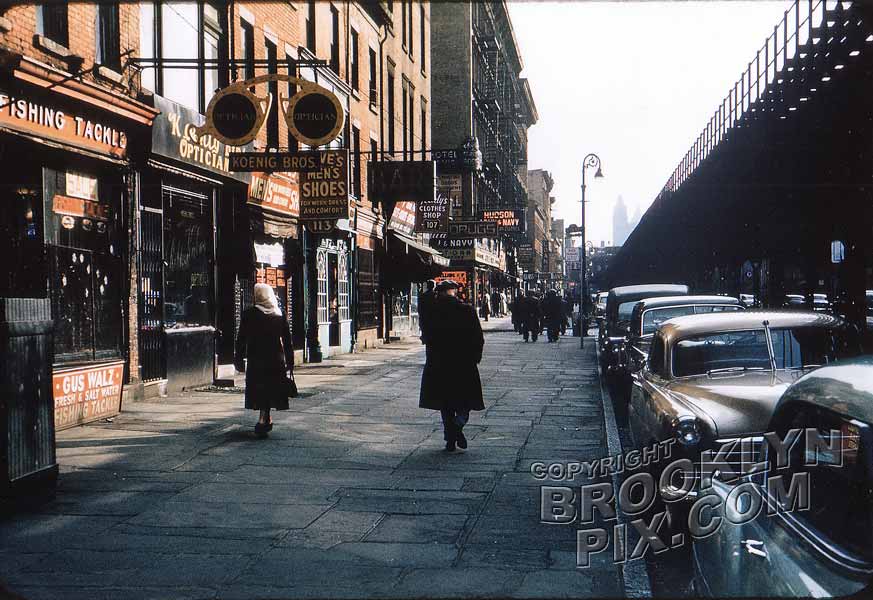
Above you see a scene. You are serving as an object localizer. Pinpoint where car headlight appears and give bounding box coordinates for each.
[672,416,701,447]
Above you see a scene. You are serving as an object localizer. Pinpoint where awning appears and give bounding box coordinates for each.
[389,230,450,267]
[381,230,449,291]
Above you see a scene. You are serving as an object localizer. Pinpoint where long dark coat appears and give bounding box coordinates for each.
[234,307,294,410]
[419,295,485,412]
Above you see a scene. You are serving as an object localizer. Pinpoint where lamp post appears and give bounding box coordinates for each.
[579,153,603,348]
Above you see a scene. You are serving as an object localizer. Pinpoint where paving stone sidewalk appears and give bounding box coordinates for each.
[0,318,622,599]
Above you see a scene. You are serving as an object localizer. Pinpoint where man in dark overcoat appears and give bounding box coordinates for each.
[520,293,541,342]
[419,280,485,451]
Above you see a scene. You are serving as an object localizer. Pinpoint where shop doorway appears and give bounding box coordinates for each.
[139,209,165,381]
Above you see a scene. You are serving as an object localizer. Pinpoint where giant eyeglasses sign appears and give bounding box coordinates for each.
[196,75,345,147]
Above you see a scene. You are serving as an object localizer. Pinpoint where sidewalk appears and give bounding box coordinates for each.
[0,318,622,600]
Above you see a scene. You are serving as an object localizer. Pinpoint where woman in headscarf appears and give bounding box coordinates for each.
[234,283,294,435]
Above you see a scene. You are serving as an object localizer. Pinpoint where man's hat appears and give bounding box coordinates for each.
[436,279,459,291]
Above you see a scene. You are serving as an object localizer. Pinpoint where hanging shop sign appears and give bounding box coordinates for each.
[480,209,524,234]
[195,75,344,147]
[369,161,436,205]
[437,173,464,217]
[299,149,349,220]
[388,201,417,236]
[248,171,299,217]
[152,95,250,182]
[0,90,129,158]
[414,191,449,233]
[435,270,469,290]
[564,246,581,262]
[53,361,124,431]
[230,151,338,173]
[448,220,499,239]
[517,243,535,268]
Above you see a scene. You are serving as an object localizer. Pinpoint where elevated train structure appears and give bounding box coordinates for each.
[607,0,873,341]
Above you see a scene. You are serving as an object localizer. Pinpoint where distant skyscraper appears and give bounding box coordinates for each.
[612,195,631,246]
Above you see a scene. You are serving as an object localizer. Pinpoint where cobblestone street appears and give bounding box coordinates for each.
[0,319,623,599]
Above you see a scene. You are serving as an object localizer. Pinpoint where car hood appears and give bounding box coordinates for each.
[665,371,800,438]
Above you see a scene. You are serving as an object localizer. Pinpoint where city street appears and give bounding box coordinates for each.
[0,319,626,600]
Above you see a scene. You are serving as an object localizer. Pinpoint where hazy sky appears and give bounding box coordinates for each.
[507,1,791,245]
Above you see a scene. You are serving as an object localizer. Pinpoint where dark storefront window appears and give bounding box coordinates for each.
[163,187,213,328]
[0,168,45,298]
[43,168,123,362]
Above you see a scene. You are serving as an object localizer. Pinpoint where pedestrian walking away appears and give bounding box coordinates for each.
[234,283,295,436]
[479,292,491,321]
[542,289,564,342]
[419,279,485,452]
[519,292,541,342]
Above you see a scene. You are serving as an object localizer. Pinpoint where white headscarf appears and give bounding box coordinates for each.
[253,283,281,316]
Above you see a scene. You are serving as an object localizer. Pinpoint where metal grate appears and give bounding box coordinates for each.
[139,210,165,382]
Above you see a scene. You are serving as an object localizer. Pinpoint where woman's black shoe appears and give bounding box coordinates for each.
[456,431,468,449]
[254,422,269,436]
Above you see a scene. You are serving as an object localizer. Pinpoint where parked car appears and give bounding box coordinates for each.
[594,291,608,317]
[599,284,689,371]
[692,356,873,598]
[628,310,860,527]
[617,295,744,380]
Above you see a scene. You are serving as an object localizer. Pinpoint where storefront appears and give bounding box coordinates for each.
[140,94,248,393]
[314,235,353,356]
[0,52,157,441]
[354,208,383,349]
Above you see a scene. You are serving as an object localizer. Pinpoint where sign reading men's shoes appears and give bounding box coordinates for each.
[299,149,350,220]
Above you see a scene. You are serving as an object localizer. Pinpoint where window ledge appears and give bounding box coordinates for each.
[95,64,125,85]
[33,35,74,60]
[369,101,379,115]
[0,16,13,33]
[351,89,361,101]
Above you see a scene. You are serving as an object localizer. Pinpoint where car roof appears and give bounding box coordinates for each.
[608,284,689,303]
[635,295,741,310]
[776,356,873,424]
[657,310,846,343]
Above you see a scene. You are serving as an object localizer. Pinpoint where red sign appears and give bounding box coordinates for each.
[0,91,128,158]
[389,201,417,236]
[248,171,300,217]
[53,361,124,430]
[52,195,110,220]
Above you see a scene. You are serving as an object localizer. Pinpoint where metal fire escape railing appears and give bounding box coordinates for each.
[660,0,867,200]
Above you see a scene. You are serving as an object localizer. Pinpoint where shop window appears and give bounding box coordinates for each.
[96,1,121,71]
[357,249,378,329]
[43,168,122,362]
[329,253,340,346]
[163,187,213,328]
[339,251,349,322]
[317,248,329,324]
[0,174,46,298]
[38,4,69,47]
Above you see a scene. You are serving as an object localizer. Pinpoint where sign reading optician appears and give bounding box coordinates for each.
[53,361,124,430]
[195,75,345,148]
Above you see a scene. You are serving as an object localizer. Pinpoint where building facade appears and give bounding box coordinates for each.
[0,0,438,437]
[524,168,553,291]
[430,1,536,307]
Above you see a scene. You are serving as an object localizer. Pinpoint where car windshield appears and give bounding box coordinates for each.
[673,326,860,376]
[641,305,741,335]
[673,329,770,376]
[617,301,639,325]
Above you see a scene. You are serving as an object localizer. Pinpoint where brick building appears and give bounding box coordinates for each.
[0,1,436,442]
[430,1,537,306]
[525,168,554,290]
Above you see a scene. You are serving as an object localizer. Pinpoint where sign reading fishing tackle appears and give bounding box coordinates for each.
[53,361,124,431]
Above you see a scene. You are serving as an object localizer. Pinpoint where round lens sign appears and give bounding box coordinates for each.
[211,92,259,142]
[286,89,344,147]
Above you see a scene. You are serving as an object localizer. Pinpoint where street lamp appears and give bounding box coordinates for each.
[579,153,603,348]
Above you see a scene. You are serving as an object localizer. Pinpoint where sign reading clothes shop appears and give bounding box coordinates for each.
[151,95,250,182]
[0,90,129,158]
[53,361,124,431]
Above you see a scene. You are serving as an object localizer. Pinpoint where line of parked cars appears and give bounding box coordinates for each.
[594,283,870,597]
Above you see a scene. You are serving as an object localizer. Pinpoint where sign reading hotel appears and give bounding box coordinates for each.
[300,149,350,220]
[248,171,299,217]
[53,361,124,431]
[0,91,128,158]
[480,209,524,234]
